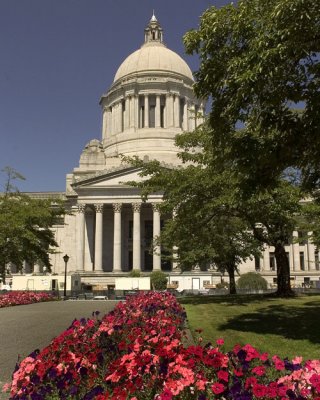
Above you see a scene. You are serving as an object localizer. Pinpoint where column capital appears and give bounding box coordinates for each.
[77,204,86,213]
[152,203,161,213]
[94,204,104,213]
[112,203,122,213]
[132,203,142,213]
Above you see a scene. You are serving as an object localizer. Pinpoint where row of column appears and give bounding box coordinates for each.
[76,202,161,272]
[262,231,319,271]
[102,93,204,137]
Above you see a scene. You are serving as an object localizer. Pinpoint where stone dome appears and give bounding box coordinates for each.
[114,42,193,83]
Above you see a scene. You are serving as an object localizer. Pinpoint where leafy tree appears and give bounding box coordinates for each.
[126,125,262,295]
[128,119,303,296]
[184,0,320,192]
[150,271,168,290]
[241,180,302,296]
[0,167,65,283]
[237,272,268,291]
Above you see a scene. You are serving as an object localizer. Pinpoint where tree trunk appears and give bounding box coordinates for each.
[227,264,237,294]
[274,243,294,297]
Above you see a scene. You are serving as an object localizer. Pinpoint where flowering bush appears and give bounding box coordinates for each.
[4,292,320,399]
[0,291,57,308]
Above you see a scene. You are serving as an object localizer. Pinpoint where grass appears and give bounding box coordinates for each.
[180,293,320,360]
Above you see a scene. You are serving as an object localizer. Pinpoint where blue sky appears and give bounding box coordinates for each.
[0,0,231,192]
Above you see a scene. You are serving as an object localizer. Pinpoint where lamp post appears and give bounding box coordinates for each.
[63,254,69,298]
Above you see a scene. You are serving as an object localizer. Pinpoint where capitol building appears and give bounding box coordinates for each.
[19,15,320,291]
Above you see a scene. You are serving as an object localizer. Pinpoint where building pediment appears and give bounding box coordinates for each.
[71,166,146,190]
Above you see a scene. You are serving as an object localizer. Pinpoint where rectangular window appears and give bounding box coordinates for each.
[254,256,261,271]
[269,252,276,271]
[160,105,165,127]
[300,251,305,270]
[140,106,145,128]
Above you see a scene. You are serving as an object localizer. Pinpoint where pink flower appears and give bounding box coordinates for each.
[216,338,224,346]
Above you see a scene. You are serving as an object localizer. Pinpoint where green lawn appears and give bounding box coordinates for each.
[180,293,320,360]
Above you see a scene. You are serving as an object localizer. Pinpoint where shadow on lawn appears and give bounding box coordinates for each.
[218,300,320,344]
[180,294,275,307]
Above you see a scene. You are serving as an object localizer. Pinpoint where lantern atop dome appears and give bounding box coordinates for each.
[144,12,163,43]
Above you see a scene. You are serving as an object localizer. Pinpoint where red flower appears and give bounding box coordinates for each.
[252,366,266,376]
[252,384,267,398]
[217,370,229,382]
[211,382,225,394]
[159,388,173,399]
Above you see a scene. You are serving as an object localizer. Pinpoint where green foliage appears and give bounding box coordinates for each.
[216,281,229,289]
[237,272,268,291]
[0,167,65,282]
[150,271,168,290]
[184,0,320,192]
[128,269,141,277]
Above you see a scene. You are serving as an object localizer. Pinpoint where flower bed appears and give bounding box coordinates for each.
[0,291,57,308]
[4,292,320,399]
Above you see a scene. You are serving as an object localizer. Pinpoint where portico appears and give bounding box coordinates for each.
[75,200,163,273]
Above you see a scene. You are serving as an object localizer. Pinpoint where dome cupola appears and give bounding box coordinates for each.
[99,14,205,165]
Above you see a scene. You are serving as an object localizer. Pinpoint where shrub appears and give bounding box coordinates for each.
[216,281,229,289]
[150,270,168,290]
[237,272,268,290]
[128,269,141,277]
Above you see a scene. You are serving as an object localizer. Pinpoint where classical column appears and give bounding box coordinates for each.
[172,245,180,270]
[134,95,139,130]
[113,203,122,272]
[76,204,86,271]
[172,208,180,270]
[183,99,188,131]
[102,107,108,139]
[144,94,149,128]
[263,245,270,271]
[292,231,300,271]
[166,93,174,127]
[174,94,180,128]
[106,108,112,136]
[307,233,315,270]
[152,203,161,270]
[124,97,130,130]
[189,104,196,131]
[33,262,40,274]
[119,101,123,133]
[111,106,115,135]
[94,204,104,272]
[155,94,161,128]
[197,105,205,125]
[132,203,141,270]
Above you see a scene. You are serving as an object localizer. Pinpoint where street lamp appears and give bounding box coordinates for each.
[63,254,69,298]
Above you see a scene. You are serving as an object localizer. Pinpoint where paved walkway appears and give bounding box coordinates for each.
[0,300,118,399]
